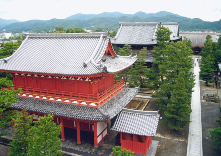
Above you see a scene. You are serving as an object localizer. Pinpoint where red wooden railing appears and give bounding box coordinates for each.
[12,78,124,104]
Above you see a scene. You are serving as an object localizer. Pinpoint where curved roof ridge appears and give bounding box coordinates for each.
[0,35,29,63]
[83,34,104,68]
[114,24,122,40]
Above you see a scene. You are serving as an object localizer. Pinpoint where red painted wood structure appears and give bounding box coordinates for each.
[120,133,152,155]
[111,109,160,154]
[0,33,138,147]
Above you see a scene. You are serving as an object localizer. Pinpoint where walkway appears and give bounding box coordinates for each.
[187,58,203,156]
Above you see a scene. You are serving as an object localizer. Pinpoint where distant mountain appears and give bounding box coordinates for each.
[0,18,20,29]
[133,11,180,19]
[65,12,132,20]
[65,11,178,20]
[2,11,221,32]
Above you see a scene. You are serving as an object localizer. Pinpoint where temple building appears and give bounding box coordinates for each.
[179,32,217,55]
[111,109,160,155]
[0,32,139,147]
[111,22,182,67]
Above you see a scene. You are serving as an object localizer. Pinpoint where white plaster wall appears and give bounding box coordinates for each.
[97,122,107,135]
[97,135,102,143]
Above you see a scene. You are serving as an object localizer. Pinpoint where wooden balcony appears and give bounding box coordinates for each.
[11,79,125,106]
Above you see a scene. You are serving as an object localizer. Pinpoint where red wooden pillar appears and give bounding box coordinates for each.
[76,120,81,144]
[60,118,65,140]
[94,122,98,147]
[120,132,122,144]
[133,134,135,152]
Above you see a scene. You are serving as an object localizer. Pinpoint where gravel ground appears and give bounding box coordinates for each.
[200,81,221,156]
[0,144,10,156]
[144,100,188,156]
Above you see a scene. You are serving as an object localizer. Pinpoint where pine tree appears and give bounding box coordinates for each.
[164,72,192,130]
[153,41,194,111]
[200,35,215,85]
[118,44,132,56]
[200,54,214,85]
[28,114,62,156]
[200,35,214,60]
[217,35,221,50]
[213,49,221,72]
[0,78,21,136]
[129,47,149,87]
[9,109,34,156]
[116,44,132,84]
[148,25,172,89]
[209,107,221,150]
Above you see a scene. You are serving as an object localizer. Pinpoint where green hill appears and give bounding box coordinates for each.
[1,11,221,32]
[0,18,20,29]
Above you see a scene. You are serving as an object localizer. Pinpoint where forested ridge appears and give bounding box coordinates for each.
[1,11,221,32]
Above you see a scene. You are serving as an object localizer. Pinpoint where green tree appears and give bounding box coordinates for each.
[200,35,215,85]
[28,114,62,156]
[217,35,221,50]
[0,42,20,58]
[212,42,218,51]
[9,109,34,156]
[116,44,132,84]
[164,72,192,130]
[147,25,172,90]
[112,146,133,156]
[200,55,215,85]
[209,107,221,150]
[66,28,87,33]
[113,45,119,52]
[118,44,132,56]
[110,30,117,38]
[129,47,149,87]
[213,49,221,72]
[95,28,105,32]
[200,35,213,58]
[55,26,64,32]
[153,41,194,111]
[0,78,21,136]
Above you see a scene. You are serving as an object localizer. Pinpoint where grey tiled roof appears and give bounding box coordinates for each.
[112,22,158,45]
[11,87,139,121]
[179,32,217,47]
[103,55,137,73]
[111,22,181,45]
[161,22,181,41]
[0,33,136,75]
[111,109,160,136]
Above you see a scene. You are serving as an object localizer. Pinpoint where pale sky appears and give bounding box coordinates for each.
[0,0,221,22]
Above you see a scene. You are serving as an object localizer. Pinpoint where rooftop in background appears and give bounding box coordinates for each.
[111,22,181,46]
[0,32,137,75]
[111,109,160,136]
[180,32,217,47]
